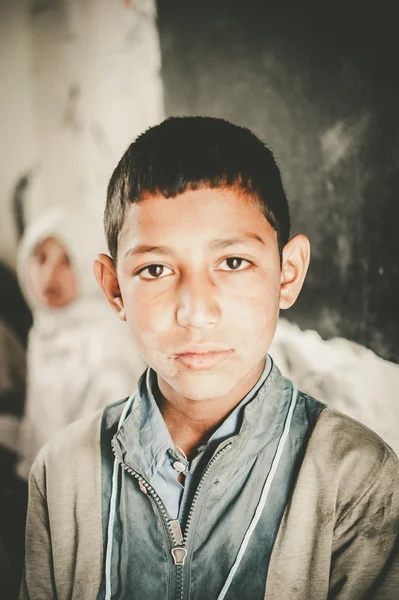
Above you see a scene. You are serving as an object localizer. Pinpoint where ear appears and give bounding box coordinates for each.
[93,254,126,321]
[279,234,310,310]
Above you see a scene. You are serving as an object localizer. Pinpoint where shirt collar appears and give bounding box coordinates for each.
[139,369,177,478]
[139,357,273,477]
[198,355,272,449]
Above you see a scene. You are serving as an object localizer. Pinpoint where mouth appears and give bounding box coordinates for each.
[172,346,233,371]
[43,287,60,299]
[42,286,63,306]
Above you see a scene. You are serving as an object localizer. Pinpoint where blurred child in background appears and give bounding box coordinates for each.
[16,208,145,481]
[3,207,144,596]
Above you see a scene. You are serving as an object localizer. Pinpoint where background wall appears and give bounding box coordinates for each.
[157,0,399,363]
[0,0,163,268]
[0,0,397,450]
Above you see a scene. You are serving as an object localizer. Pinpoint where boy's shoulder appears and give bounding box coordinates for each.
[303,405,398,511]
[30,397,129,488]
[312,405,397,462]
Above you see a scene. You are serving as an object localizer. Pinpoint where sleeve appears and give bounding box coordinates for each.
[329,449,399,599]
[20,457,56,600]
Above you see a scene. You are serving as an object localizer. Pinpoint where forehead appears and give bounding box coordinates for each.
[33,236,68,256]
[119,187,276,251]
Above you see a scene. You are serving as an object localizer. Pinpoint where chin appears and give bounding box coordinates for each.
[164,370,240,402]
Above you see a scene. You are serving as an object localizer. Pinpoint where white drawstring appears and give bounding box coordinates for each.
[104,392,137,600]
[216,384,298,600]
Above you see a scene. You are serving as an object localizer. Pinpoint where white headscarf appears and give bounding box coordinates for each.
[16,208,145,480]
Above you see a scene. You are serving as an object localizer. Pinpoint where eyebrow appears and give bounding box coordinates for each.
[123,244,173,259]
[209,233,266,250]
[123,233,265,259]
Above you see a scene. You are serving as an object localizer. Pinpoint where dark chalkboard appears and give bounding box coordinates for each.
[157,0,399,362]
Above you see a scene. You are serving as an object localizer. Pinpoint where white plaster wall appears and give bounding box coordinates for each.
[0,0,36,269]
[0,0,164,267]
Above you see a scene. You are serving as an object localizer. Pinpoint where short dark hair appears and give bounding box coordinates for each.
[105,116,290,262]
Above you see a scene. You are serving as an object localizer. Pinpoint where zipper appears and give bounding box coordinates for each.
[172,441,233,600]
[111,441,176,542]
[176,441,233,600]
[112,439,232,600]
[112,442,194,598]
[170,519,185,600]
[182,441,232,544]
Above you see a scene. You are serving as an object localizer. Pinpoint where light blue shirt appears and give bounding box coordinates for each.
[139,356,273,521]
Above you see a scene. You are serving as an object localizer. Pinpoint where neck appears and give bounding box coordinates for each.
[156,360,265,459]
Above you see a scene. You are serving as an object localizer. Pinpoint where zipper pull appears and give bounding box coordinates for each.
[171,547,187,566]
[169,519,187,565]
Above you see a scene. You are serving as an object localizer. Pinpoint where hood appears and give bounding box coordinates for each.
[17,207,107,314]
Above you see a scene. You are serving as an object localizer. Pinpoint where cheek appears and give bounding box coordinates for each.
[28,265,43,295]
[126,306,179,378]
[61,270,77,295]
[225,277,280,353]
[122,283,173,345]
[226,272,280,322]
[68,272,78,298]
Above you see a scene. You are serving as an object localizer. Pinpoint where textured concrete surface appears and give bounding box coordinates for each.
[158,0,399,362]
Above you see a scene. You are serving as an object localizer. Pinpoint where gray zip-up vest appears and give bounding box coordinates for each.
[97,364,325,600]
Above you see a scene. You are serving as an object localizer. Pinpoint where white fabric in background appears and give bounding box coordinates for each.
[270,318,399,455]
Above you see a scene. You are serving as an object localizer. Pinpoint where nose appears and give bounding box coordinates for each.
[176,271,221,330]
[43,260,60,284]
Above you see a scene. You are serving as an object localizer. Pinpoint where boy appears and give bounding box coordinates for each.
[21,117,399,600]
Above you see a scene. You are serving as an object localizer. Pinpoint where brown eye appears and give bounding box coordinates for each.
[138,264,173,280]
[36,252,47,265]
[226,257,243,270]
[148,265,164,277]
[218,257,251,272]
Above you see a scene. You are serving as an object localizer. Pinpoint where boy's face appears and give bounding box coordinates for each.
[28,237,78,309]
[98,187,309,403]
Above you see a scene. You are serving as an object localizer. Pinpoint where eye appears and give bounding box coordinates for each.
[217,257,251,271]
[35,252,47,265]
[136,264,173,280]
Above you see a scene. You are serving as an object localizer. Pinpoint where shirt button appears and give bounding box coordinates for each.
[172,461,186,473]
